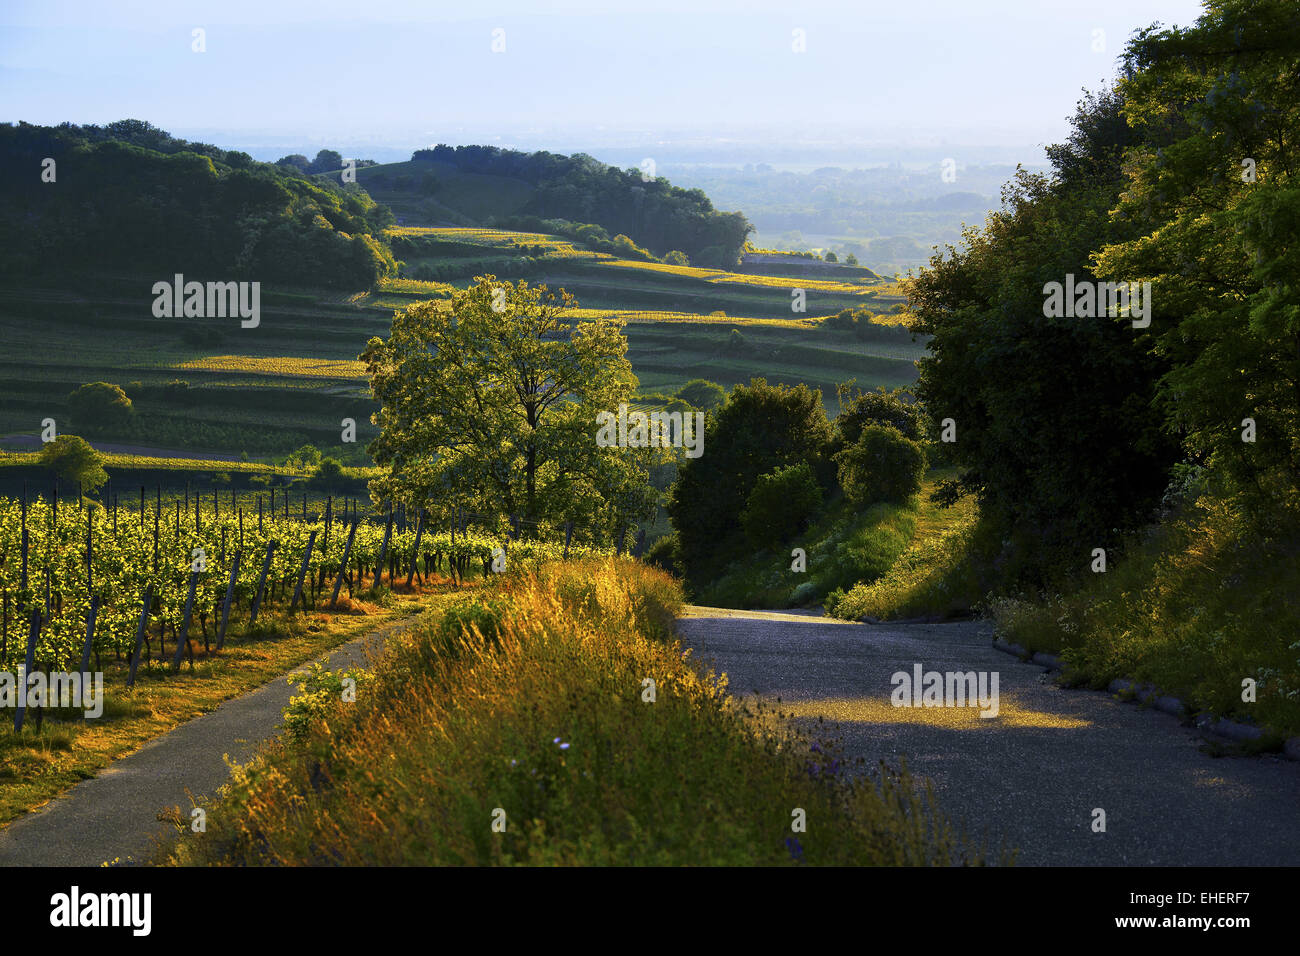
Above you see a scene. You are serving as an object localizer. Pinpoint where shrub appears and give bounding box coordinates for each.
[311,457,345,486]
[66,382,133,434]
[283,662,373,741]
[39,434,108,493]
[675,379,725,410]
[432,594,512,658]
[644,532,681,576]
[664,250,689,266]
[836,385,923,445]
[836,425,925,505]
[741,462,822,548]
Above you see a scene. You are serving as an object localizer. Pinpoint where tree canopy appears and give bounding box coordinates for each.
[40,435,108,493]
[667,379,835,582]
[362,276,659,540]
[905,0,1300,579]
[0,120,395,287]
[413,143,753,265]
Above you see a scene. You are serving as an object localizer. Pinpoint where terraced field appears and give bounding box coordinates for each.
[0,226,925,477]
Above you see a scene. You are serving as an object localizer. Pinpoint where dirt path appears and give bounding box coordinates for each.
[677,606,1300,866]
[0,613,424,867]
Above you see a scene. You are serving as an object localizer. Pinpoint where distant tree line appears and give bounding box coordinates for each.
[274,150,379,175]
[411,144,752,266]
[0,120,396,287]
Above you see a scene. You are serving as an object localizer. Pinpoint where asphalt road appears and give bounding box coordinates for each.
[5,602,1295,867]
[0,614,421,867]
[677,606,1300,866]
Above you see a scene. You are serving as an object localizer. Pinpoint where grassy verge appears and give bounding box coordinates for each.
[0,577,457,827]
[824,471,983,620]
[987,495,1300,738]
[695,495,919,609]
[159,557,992,865]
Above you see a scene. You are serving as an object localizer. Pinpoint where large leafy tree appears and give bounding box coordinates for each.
[906,88,1180,577]
[1095,0,1300,518]
[361,276,658,539]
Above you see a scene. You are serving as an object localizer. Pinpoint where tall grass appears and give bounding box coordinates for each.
[161,557,990,865]
[988,495,1300,737]
[697,497,920,609]
[826,486,983,620]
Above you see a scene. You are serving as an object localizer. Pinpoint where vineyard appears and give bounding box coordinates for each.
[563,307,818,330]
[173,355,370,380]
[0,489,616,706]
[384,226,601,258]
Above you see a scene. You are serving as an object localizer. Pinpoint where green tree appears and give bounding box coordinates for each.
[40,435,108,493]
[667,379,835,582]
[741,462,822,548]
[310,149,344,174]
[906,87,1179,578]
[694,246,725,268]
[1094,0,1300,519]
[835,425,925,505]
[275,153,311,172]
[845,253,859,266]
[824,250,838,263]
[312,457,345,486]
[362,276,657,535]
[283,444,322,471]
[675,379,725,411]
[664,250,690,266]
[66,382,134,434]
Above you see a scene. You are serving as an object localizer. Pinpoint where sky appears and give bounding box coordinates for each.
[1,0,1210,164]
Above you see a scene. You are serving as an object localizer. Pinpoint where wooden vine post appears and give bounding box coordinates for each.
[331,519,358,606]
[249,540,277,625]
[290,530,318,612]
[126,585,153,689]
[217,549,241,650]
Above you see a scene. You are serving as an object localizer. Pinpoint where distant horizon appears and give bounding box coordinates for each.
[169,125,1056,174]
[3,115,1057,174]
[4,0,1207,172]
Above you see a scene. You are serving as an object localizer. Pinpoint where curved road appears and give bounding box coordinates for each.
[677,606,1300,866]
[4,603,1295,867]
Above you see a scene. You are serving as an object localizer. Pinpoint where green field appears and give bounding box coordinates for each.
[0,227,925,478]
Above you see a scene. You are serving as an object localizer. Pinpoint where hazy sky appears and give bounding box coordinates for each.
[2,0,1209,160]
